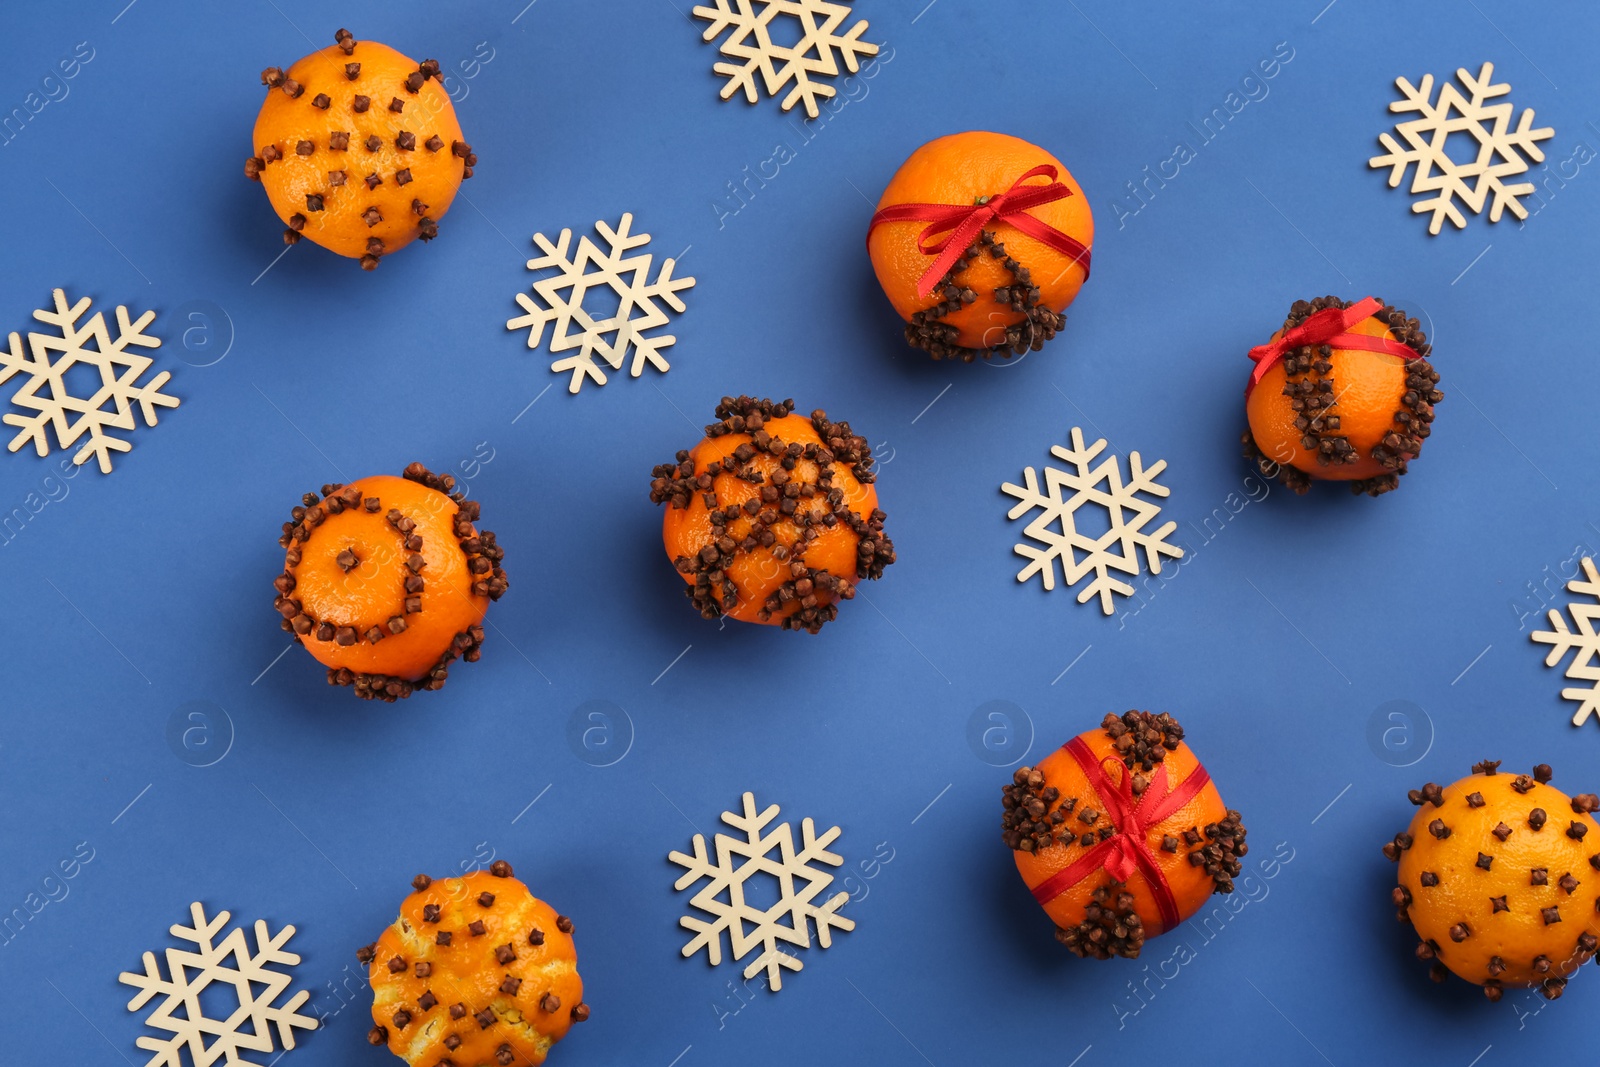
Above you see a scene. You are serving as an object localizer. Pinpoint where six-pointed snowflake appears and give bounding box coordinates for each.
[1,288,176,473]
[1002,427,1183,615]
[669,792,854,991]
[1369,62,1554,234]
[1531,556,1600,727]
[506,213,695,394]
[119,902,317,1067]
[692,0,879,119]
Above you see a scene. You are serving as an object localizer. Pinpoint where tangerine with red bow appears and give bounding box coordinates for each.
[1242,295,1443,497]
[867,131,1093,362]
[1002,711,1246,959]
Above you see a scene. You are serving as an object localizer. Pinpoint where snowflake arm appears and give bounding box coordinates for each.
[1123,451,1183,575]
[1000,467,1066,590]
[1370,129,1418,188]
[1076,554,1137,616]
[742,946,803,986]
[694,0,764,105]
[1532,611,1595,665]
[244,920,315,1052]
[593,214,653,258]
[613,258,694,379]
[0,330,34,390]
[786,816,853,951]
[669,834,736,966]
[1484,107,1554,222]
[507,229,578,350]
[1557,681,1600,728]
[0,330,49,457]
[1531,557,1600,727]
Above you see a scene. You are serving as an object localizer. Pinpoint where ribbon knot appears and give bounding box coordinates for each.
[1029,737,1212,934]
[1245,296,1420,397]
[866,164,1092,300]
[1091,756,1148,884]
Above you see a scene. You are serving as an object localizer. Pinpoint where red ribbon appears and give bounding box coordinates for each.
[1245,296,1419,397]
[1029,736,1212,935]
[866,164,1092,300]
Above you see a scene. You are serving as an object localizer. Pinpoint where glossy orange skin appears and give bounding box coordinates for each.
[660,414,877,626]
[1246,316,1410,481]
[368,871,582,1066]
[1398,773,1600,987]
[289,475,485,680]
[869,131,1093,349]
[252,40,464,258]
[1013,729,1229,938]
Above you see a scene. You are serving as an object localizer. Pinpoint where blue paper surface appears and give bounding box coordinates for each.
[2,0,1598,1063]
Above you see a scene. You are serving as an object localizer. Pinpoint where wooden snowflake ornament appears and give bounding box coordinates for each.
[1531,557,1600,726]
[119,902,317,1066]
[669,792,854,991]
[1002,427,1183,615]
[692,0,879,119]
[0,289,176,473]
[1369,62,1554,234]
[505,213,695,394]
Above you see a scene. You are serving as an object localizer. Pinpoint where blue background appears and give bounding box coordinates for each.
[1,0,1597,1063]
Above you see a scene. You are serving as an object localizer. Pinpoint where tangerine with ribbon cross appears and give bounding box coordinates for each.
[1002,711,1246,959]
[1242,295,1443,497]
[867,131,1093,361]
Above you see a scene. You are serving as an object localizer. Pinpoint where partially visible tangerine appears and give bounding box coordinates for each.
[868,131,1093,361]
[273,462,507,701]
[1243,295,1442,497]
[247,28,475,268]
[649,396,895,633]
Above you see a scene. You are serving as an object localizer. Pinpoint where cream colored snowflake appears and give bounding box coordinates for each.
[119,902,317,1066]
[0,288,176,473]
[1002,427,1183,615]
[669,792,854,991]
[1531,557,1600,727]
[692,0,879,119]
[506,214,694,394]
[1369,62,1554,234]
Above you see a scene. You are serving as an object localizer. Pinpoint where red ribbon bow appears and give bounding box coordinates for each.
[1029,736,1212,935]
[1245,296,1419,397]
[866,164,1092,300]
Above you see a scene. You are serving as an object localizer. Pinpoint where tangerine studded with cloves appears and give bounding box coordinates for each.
[361,864,587,1067]
[1242,295,1442,497]
[1005,711,1246,960]
[867,131,1093,362]
[274,462,506,701]
[1385,760,1600,1001]
[649,396,895,633]
[247,29,474,268]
